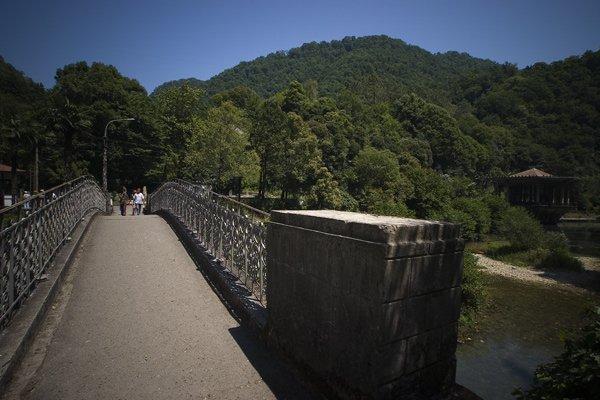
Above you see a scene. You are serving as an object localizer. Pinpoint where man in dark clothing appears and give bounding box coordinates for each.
[118,187,129,216]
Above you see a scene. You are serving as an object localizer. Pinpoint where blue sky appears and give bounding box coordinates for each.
[1,0,599,91]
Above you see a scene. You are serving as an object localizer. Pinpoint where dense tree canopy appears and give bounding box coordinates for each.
[154,35,500,107]
[1,35,599,219]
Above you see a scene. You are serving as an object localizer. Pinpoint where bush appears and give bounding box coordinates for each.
[305,167,345,209]
[442,207,477,241]
[539,249,584,271]
[539,232,583,271]
[460,252,487,323]
[484,229,583,271]
[514,307,600,399]
[446,197,492,241]
[543,231,570,252]
[486,247,548,269]
[497,206,545,250]
[481,192,510,233]
[580,175,600,214]
[364,188,415,217]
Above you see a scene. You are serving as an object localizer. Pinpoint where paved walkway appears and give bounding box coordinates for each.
[5,212,314,399]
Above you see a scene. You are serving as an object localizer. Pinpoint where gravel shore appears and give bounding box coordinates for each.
[474,253,600,293]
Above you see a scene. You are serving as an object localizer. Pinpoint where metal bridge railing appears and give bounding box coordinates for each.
[150,180,269,303]
[0,176,109,329]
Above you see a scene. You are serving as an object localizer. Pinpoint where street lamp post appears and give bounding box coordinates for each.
[103,118,135,193]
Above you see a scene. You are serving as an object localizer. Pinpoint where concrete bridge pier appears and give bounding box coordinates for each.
[266,210,464,399]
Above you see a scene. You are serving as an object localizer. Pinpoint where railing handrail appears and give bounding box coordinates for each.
[150,180,268,303]
[1,175,108,330]
[0,175,93,216]
[172,178,270,219]
[0,177,105,236]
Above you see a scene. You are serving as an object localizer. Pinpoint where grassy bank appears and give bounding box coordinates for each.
[458,252,489,340]
[466,235,584,272]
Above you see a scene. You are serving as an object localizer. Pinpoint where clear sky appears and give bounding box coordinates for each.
[1,0,599,92]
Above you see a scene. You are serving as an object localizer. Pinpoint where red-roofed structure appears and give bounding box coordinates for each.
[495,168,579,224]
[0,163,26,173]
[510,168,553,178]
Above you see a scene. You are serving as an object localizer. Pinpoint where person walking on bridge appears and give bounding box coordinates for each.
[133,188,144,215]
[130,188,137,215]
[118,187,129,216]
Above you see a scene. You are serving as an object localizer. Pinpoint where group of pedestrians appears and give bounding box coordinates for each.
[117,187,145,216]
[21,189,57,216]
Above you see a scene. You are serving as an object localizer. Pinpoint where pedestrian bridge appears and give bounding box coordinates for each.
[0,177,469,400]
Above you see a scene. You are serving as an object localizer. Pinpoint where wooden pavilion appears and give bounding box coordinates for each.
[495,168,579,224]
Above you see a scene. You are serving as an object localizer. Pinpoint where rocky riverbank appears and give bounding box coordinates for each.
[474,253,600,293]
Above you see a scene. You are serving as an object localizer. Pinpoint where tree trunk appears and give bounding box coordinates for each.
[258,157,267,200]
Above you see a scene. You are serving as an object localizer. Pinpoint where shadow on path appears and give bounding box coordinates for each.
[228,327,317,400]
[539,268,600,292]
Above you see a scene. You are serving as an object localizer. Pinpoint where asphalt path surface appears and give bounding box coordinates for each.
[4,211,314,400]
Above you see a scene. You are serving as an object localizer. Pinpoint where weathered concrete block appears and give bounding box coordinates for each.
[381,288,461,343]
[266,210,463,399]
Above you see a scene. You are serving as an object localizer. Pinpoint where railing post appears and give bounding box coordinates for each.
[25,220,32,291]
[0,234,7,309]
[7,229,16,309]
[243,241,249,286]
[218,211,223,260]
[229,215,235,272]
[259,259,264,303]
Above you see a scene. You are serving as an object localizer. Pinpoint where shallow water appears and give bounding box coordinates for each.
[556,221,600,257]
[456,275,598,400]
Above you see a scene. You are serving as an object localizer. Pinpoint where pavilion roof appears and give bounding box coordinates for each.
[510,168,553,178]
[0,163,26,173]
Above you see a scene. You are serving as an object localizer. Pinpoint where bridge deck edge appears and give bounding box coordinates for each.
[0,210,100,392]
[157,210,268,334]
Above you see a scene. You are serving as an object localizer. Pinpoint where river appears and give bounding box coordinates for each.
[455,275,598,399]
[556,220,600,257]
[456,220,600,399]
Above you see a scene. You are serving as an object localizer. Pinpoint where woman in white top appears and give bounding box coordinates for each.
[133,189,144,215]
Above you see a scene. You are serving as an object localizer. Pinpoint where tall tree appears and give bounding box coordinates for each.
[0,57,45,199]
[152,84,206,180]
[48,61,156,189]
[184,101,258,191]
[250,98,288,198]
[278,113,322,199]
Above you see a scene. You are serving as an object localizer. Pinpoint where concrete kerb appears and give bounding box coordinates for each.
[0,210,100,392]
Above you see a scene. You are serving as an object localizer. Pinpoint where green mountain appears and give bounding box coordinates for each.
[153,35,504,105]
[468,50,600,178]
[154,35,599,175]
[2,35,598,212]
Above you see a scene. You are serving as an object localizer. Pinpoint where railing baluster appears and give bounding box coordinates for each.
[1,176,108,329]
[7,229,16,310]
[148,180,268,304]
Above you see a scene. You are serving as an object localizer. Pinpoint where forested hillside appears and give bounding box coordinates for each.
[470,50,600,177]
[154,35,503,105]
[154,36,599,207]
[1,36,599,229]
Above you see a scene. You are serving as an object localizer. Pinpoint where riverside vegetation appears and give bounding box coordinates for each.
[514,307,600,399]
[1,35,598,396]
